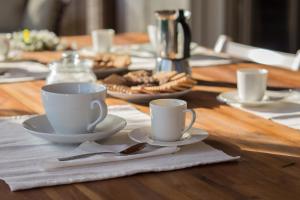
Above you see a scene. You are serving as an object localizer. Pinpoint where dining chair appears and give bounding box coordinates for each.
[0,0,71,35]
[214,35,300,71]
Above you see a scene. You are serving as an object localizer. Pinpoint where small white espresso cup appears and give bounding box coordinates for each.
[150,99,196,142]
[237,68,268,101]
[91,29,115,53]
[41,82,107,134]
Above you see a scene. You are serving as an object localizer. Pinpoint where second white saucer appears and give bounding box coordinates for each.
[22,114,126,144]
[128,127,208,147]
[217,90,292,106]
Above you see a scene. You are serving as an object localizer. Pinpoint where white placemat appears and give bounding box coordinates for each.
[0,61,49,83]
[0,105,239,191]
[226,91,300,130]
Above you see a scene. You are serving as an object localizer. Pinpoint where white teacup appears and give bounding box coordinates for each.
[91,29,115,53]
[41,82,107,135]
[237,68,268,102]
[150,99,196,142]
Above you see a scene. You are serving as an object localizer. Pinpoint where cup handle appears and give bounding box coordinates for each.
[87,99,107,132]
[182,109,196,133]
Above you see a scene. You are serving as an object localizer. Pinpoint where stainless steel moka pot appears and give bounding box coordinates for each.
[155,9,191,74]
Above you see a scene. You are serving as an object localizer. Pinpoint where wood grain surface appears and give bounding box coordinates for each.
[0,33,299,200]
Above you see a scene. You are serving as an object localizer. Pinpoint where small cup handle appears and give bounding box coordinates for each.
[87,99,107,132]
[182,109,196,133]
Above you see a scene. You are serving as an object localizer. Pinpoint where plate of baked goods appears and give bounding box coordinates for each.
[101,70,196,103]
[80,53,131,78]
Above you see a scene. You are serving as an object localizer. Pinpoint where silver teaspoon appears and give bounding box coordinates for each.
[58,142,146,161]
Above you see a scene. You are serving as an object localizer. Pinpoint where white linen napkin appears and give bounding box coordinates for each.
[0,61,49,83]
[227,91,300,130]
[0,105,239,191]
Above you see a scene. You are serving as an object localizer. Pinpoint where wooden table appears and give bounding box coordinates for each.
[0,33,300,200]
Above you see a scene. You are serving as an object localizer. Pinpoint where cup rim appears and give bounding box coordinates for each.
[150,98,187,108]
[42,82,106,96]
[237,68,268,75]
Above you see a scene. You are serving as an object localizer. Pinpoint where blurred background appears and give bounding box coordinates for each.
[0,0,299,53]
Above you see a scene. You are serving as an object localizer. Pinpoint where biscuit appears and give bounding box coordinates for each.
[106,84,133,94]
[103,74,127,85]
[124,70,155,85]
[131,86,158,94]
[113,55,131,68]
[84,53,131,69]
[170,72,186,81]
[105,70,196,95]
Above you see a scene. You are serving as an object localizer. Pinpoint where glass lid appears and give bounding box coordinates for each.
[49,51,93,72]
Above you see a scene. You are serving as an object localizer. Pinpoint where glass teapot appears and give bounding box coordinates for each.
[46,51,96,84]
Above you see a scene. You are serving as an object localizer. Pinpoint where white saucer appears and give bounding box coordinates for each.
[217,90,292,106]
[128,127,208,147]
[22,114,126,144]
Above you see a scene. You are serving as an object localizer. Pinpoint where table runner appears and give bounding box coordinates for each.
[0,105,239,191]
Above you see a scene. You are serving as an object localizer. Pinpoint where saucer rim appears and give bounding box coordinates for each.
[218,90,283,105]
[22,114,127,144]
[22,114,125,136]
[146,129,192,143]
[128,126,209,147]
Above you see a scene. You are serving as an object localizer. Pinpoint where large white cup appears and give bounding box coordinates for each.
[150,99,196,142]
[237,68,268,101]
[91,29,115,53]
[41,82,107,134]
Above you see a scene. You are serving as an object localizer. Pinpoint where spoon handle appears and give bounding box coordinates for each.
[58,151,115,161]
[57,143,146,162]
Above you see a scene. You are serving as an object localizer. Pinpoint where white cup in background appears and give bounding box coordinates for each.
[150,99,196,142]
[237,68,268,102]
[147,25,157,50]
[41,82,107,134]
[91,29,115,53]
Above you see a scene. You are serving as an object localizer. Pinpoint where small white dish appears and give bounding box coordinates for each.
[77,48,128,78]
[217,90,292,106]
[22,114,126,144]
[128,127,208,147]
